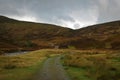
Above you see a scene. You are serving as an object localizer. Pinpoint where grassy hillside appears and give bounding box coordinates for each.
[0,16,75,52]
[0,16,120,53]
[73,21,120,49]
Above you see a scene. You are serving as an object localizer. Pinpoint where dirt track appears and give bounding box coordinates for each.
[33,56,70,80]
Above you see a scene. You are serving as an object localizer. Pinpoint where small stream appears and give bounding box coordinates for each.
[4,51,30,56]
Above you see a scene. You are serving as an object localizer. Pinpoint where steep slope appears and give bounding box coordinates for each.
[0,16,75,52]
[74,21,120,49]
[0,16,120,52]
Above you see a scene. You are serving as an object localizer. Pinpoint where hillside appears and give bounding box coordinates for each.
[75,21,120,49]
[0,16,75,52]
[0,16,120,52]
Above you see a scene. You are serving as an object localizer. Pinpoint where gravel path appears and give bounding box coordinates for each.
[33,56,70,80]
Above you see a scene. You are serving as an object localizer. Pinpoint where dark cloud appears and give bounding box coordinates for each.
[0,0,120,29]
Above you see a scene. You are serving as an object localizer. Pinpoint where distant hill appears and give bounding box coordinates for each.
[0,16,120,52]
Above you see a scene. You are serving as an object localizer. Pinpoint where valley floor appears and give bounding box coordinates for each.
[0,49,120,80]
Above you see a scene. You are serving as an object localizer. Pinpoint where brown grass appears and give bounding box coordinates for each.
[0,49,68,80]
[63,50,120,80]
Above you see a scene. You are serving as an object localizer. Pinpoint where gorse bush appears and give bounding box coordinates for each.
[4,64,16,69]
[68,46,76,49]
[0,51,4,55]
[25,40,35,47]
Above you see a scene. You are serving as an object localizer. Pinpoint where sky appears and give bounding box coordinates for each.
[0,0,120,29]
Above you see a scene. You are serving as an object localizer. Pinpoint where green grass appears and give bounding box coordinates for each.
[1,49,120,80]
[0,63,43,80]
[62,50,120,80]
[65,66,90,80]
[0,49,64,80]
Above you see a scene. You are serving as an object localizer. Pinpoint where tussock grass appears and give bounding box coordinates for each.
[63,50,120,80]
[0,49,65,80]
[1,49,120,80]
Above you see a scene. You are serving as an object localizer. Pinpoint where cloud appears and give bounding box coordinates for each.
[96,0,120,23]
[0,0,120,29]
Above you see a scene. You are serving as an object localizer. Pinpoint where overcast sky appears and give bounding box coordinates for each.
[0,0,120,29]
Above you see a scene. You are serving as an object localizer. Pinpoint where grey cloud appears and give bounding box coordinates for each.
[0,0,120,29]
[73,23,81,29]
[96,0,120,23]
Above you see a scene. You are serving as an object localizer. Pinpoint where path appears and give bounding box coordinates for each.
[33,56,70,80]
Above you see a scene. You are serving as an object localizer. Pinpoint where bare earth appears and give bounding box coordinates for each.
[33,56,70,80]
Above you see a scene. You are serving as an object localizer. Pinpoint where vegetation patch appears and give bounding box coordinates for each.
[63,50,120,80]
[0,49,64,80]
[64,66,90,80]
